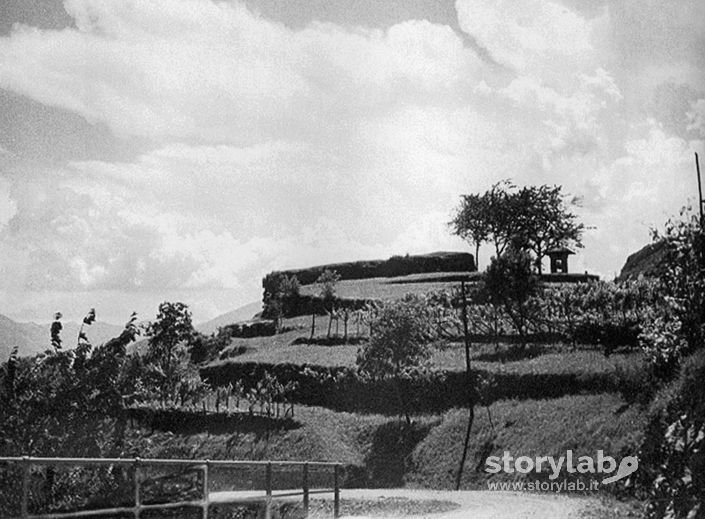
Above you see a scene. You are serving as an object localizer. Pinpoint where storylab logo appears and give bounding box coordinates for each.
[485,450,638,485]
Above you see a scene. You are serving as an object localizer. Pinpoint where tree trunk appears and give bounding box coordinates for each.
[475,243,480,271]
[310,312,316,341]
[395,378,411,426]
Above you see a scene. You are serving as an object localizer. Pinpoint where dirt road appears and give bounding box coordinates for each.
[316,488,605,518]
[210,487,618,518]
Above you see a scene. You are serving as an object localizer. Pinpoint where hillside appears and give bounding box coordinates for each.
[618,240,668,280]
[197,301,263,335]
[0,314,123,361]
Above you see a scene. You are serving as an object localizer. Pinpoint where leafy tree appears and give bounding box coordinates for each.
[50,312,63,350]
[356,294,437,424]
[74,308,96,372]
[482,247,539,348]
[451,181,583,273]
[452,181,521,261]
[146,302,194,403]
[450,192,490,270]
[262,272,301,332]
[316,269,341,339]
[514,184,584,274]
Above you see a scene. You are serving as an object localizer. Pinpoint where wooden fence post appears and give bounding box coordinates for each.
[265,462,272,519]
[21,456,30,519]
[302,462,309,516]
[333,465,340,518]
[133,458,141,519]
[202,460,210,519]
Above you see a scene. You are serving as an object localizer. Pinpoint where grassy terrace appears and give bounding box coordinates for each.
[298,271,480,301]
[188,270,648,505]
[214,315,644,379]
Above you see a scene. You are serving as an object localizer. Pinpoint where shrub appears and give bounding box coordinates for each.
[639,211,705,374]
[638,350,705,518]
[357,295,440,423]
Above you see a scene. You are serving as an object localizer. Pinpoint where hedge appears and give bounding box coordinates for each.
[201,361,623,415]
[271,251,475,286]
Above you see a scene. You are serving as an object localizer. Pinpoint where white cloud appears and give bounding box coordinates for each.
[456,0,595,73]
[0,0,482,143]
[688,99,705,137]
[0,0,703,322]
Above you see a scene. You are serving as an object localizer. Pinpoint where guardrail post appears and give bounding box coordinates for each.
[265,462,272,519]
[133,458,141,519]
[202,460,210,519]
[21,456,30,519]
[333,465,340,519]
[302,462,309,516]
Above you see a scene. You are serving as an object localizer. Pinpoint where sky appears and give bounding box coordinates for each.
[0,0,704,325]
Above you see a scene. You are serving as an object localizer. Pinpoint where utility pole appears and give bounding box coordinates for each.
[696,152,703,227]
[455,280,475,490]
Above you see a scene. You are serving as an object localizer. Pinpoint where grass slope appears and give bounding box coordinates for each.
[410,393,646,489]
[124,392,644,492]
[298,272,470,301]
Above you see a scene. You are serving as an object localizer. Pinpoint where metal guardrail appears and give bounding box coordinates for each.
[0,456,342,519]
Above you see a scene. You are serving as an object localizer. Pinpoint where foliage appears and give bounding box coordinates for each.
[261,272,301,328]
[0,311,140,456]
[316,269,341,339]
[145,302,195,402]
[50,312,63,350]
[639,211,705,374]
[451,181,583,272]
[356,294,441,423]
[450,192,490,270]
[514,184,584,274]
[638,350,705,519]
[481,248,539,347]
[316,269,341,305]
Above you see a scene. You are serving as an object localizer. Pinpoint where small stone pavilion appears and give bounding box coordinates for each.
[546,246,575,274]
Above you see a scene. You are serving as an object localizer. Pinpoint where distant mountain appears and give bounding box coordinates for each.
[196,301,262,335]
[0,314,124,361]
[618,240,669,281]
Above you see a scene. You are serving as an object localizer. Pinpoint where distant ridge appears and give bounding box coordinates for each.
[618,240,668,281]
[0,314,124,361]
[197,301,263,335]
[274,251,475,286]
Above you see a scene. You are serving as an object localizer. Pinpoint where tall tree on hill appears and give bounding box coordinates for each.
[450,192,490,271]
[317,269,341,339]
[514,184,584,274]
[451,182,583,273]
[451,181,522,265]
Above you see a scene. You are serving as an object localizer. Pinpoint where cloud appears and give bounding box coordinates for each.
[455,0,596,74]
[0,0,703,322]
[0,0,482,143]
[688,99,705,137]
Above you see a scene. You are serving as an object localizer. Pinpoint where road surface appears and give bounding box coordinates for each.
[210,488,606,518]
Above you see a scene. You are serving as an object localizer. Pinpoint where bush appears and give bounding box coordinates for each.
[638,350,705,518]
